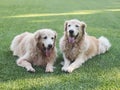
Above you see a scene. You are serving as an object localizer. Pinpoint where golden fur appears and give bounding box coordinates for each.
[10,29,57,72]
[60,19,111,73]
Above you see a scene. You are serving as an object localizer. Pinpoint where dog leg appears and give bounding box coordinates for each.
[16,54,35,72]
[45,61,54,72]
[66,54,85,73]
[61,54,71,72]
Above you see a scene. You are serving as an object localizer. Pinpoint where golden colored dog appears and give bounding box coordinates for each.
[10,29,57,72]
[60,19,111,73]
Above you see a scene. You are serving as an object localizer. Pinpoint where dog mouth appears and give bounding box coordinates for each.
[42,47,51,57]
[43,45,53,57]
[45,49,51,57]
[68,33,79,43]
[37,43,53,57]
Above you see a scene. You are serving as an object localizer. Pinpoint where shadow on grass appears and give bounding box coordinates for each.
[0,45,120,89]
[1,52,119,90]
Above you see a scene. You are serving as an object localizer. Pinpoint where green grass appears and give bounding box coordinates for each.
[0,0,120,89]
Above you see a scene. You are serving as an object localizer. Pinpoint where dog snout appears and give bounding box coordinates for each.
[69,30,74,34]
[48,44,52,49]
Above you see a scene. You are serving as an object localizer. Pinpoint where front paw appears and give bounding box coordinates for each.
[45,67,53,73]
[61,66,68,72]
[27,67,35,73]
[66,67,74,73]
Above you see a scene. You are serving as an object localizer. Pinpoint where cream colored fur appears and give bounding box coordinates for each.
[59,19,111,73]
[10,29,57,72]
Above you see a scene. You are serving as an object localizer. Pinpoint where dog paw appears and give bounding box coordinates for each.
[27,67,35,73]
[66,67,74,73]
[61,66,68,72]
[45,67,54,73]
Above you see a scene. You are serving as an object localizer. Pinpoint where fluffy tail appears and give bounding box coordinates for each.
[98,36,111,54]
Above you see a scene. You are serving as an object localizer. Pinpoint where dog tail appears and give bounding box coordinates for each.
[98,36,111,54]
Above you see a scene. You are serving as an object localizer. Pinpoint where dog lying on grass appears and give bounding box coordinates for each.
[60,19,111,73]
[10,29,57,73]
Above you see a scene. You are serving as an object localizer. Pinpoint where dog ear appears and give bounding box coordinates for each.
[34,31,42,50]
[64,21,68,31]
[54,31,57,39]
[34,31,41,41]
[81,21,87,35]
[52,31,57,47]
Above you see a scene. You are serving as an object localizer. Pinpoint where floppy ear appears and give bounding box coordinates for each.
[34,31,42,49]
[34,31,41,42]
[54,31,57,39]
[64,21,68,31]
[52,31,57,47]
[81,21,87,35]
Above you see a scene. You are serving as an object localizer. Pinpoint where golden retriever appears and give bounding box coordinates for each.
[10,29,57,73]
[59,19,111,73]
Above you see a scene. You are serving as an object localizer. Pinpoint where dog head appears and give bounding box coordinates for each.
[34,29,57,57]
[64,19,86,43]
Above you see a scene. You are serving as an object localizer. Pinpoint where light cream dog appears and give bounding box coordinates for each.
[59,19,111,73]
[10,29,57,72]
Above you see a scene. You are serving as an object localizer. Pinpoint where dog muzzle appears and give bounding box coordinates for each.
[68,33,79,43]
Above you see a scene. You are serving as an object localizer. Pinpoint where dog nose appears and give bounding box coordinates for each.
[69,30,74,34]
[48,44,52,49]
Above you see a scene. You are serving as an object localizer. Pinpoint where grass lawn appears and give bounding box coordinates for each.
[0,0,120,89]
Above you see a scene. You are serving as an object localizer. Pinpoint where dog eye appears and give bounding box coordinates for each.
[51,37,54,39]
[43,36,47,39]
[75,25,79,27]
[68,24,71,27]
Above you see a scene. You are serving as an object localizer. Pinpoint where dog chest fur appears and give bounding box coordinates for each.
[61,37,85,61]
[32,48,57,66]
[60,35,99,61]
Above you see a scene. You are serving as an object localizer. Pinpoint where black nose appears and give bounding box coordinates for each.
[48,44,52,49]
[69,30,74,34]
